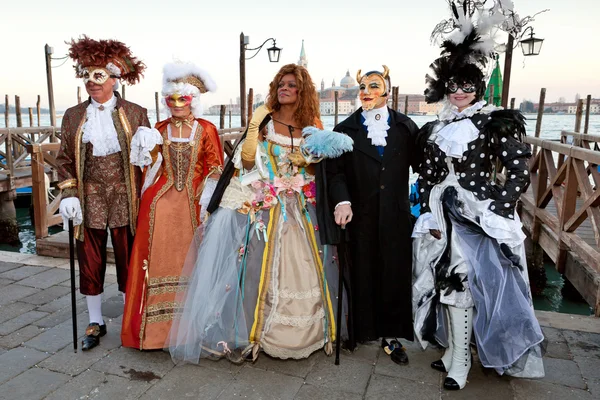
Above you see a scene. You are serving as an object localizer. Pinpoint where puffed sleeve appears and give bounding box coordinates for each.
[486,110,532,219]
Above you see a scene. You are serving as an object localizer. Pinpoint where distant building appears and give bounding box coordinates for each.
[318,71,360,115]
[297,40,308,69]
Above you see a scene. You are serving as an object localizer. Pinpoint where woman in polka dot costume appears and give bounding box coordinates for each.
[411,4,545,391]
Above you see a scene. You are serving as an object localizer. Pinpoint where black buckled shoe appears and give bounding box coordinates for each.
[382,339,409,365]
[81,323,107,351]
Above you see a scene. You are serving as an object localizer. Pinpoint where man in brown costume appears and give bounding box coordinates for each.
[56,36,150,350]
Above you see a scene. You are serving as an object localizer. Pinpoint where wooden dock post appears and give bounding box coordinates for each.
[392,87,399,111]
[4,95,8,128]
[247,88,254,123]
[532,88,546,156]
[404,95,409,115]
[510,98,515,110]
[44,44,57,127]
[334,91,339,126]
[30,143,49,238]
[219,105,226,129]
[584,95,591,134]
[28,108,33,128]
[77,87,82,104]
[15,96,22,128]
[36,95,41,126]
[229,104,232,128]
[154,92,160,123]
[574,99,584,133]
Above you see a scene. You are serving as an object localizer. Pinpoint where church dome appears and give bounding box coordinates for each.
[340,70,356,88]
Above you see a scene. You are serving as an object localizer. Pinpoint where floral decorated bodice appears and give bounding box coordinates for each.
[246,121,316,212]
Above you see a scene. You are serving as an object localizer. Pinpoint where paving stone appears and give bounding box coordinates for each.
[0,279,12,288]
[0,265,49,281]
[33,299,88,328]
[43,369,107,400]
[19,255,72,267]
[542,326,572,360]
[20,285,71,306]
[587,379,600,398]
[17,268,71,289]
[196,357,245,375]
[347,340,381,365]
[0,301,36,324]
[82,373,153,400]
[541,357,587,389]
[0,347,51,385]
[249,349,324,379]
[25,311,88,353]
[0,367,71,400]
[0,310,49,335]
[38,342,110,376]
[441,361,514,399]
[511,379,593,400]
[366,373,440,400]
[0,325,44,349]
[105,274,118,284]
[36,292,85,314]
[305,353,373,395]
[102,295,124,319]
[57,272,80,288]
[0,262,23,273]
[97,315,124,351]
[0,284,40,306]
[144,364,231,399]
[218,365,304,400]
[562,330,600,360]
[573,355,600,381]
[294,383,363,400]
[91,346,174,379]
[375,344,442,384]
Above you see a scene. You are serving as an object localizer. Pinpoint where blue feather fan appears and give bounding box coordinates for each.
[301,126,354,159]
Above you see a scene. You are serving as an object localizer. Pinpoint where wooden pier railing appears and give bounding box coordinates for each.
[23,126,245,240]
[521,131,600,315]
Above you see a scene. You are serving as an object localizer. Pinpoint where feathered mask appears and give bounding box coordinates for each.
[68,36,146,85]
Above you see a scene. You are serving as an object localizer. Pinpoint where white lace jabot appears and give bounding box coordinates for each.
[362,106,390,146]
[82,95,121,157]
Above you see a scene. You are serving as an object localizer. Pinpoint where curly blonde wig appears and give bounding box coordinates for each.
[266,64,320,128]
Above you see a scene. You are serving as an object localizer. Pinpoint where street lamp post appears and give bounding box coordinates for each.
[501,27,544,108]
[239,32,281,128]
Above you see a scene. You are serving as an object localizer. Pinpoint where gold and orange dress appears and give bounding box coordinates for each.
[121,118,223,350]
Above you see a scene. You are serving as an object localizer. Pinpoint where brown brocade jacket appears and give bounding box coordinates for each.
[56,92,150,241]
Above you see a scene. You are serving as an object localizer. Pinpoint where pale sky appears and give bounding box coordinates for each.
[2,0,599,112]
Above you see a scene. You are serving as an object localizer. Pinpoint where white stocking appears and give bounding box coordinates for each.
[86,294,104,325]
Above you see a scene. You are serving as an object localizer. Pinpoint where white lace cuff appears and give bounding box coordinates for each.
[130,127,163,167]
[412,212,439,237]
[480,207,526,248]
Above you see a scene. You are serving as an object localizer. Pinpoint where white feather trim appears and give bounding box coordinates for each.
[162,62,217,93]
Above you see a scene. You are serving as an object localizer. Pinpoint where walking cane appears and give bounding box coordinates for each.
[334,226,346,366]
[68,220,78,353]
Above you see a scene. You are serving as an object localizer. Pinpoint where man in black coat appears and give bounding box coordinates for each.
[323,66,420,364]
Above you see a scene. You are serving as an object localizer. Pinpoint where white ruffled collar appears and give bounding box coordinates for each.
[90,95,117,111]
[435,119,480,158]
[361,106,389,146]
[265,120,303,147]
[438,99,487,121]
[82,95,121,157]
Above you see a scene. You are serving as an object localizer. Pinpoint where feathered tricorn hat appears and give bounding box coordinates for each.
[425,1,505,103]
[161,61,217,117]
[68,35,145,85]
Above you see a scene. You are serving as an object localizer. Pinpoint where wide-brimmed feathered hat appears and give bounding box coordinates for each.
[68,35,145,85]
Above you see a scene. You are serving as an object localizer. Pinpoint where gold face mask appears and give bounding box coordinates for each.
[165,94,194,108]
[82,67,115,85]
[359,74,388,111]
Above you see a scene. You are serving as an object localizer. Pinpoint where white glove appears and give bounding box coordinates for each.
[130,127,163,167]
[59,197,83,230]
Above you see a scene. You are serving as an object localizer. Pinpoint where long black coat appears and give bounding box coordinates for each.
[324,107,420,346]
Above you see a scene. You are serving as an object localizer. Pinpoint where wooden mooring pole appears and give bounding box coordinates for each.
[584,95,591,134]
[121,85,126,100]
[15,96,22,127]
[532,88,546,156]
[36,95,41,126]
[4,95,8,128]
[44,44,57,127]
[574,99,584,133]
[28,108,33,127]
[334,91,339,126]
[219,105,226,129]
[510,98,515,110]
[404,95,409,115]
[154,92,160,123]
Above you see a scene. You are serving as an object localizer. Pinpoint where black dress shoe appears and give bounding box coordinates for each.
[381,339,409,365]
[431,359,448,372]
[443,377,460,390]
[81,323,107,351]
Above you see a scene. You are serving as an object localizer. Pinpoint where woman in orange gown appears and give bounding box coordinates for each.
[121,62,223,349]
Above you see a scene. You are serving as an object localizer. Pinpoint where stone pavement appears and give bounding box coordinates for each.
[0,251,599,400]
